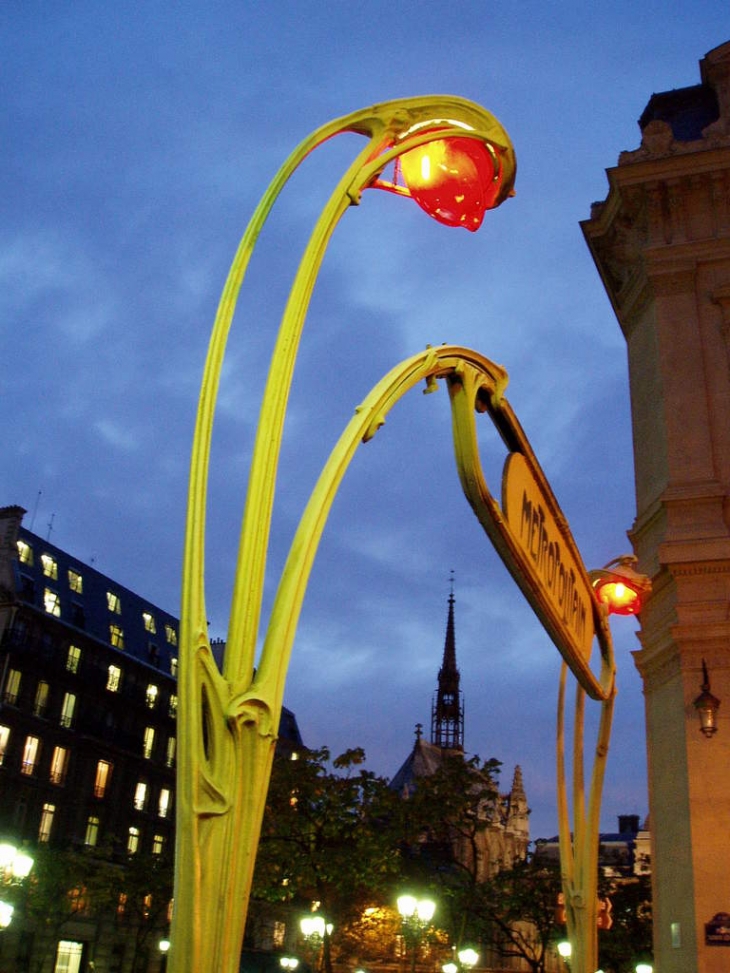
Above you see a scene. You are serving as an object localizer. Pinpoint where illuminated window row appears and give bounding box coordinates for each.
[3,671,76,728]
[22,544,82,594]
[126,827,168,856]
[0,724,175,787]
[17,542,179,646]
[17,656,177,715]
[132,780,173,818]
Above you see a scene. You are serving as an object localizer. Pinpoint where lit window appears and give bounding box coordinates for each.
[143,727,155,759]
[168,694,178,718]
[21,735,40,775]
[43,588,61,617]
[94,760,113,798]
[55,941,83,970]
[38,802,55,842]
[165,736,176,767]
[143,611,156,634]
[109,624,125,649]
[41,553,57,579]
[0,725,9,766]
[107,591,122,614]
[143,892,153,918]
[106,665,122,692]
[66,644,81,673]
[152,834,165,856]
[3,668,21,704]
[158,788,171,819]
[68,887,88,915]
[165,624,177,646]
[33,680,50,716]
[133,781,147,811]
[117,892,127,917]
[127,827,140,854]
[170,656,178,678]
[67,568,83,593]
[17,539,33,565]
[60,692,76,728]
[84,816,100,847]
[50,746,69,785]
[145,684,159,709]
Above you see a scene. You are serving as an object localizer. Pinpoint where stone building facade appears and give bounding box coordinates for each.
[581,40,730,973]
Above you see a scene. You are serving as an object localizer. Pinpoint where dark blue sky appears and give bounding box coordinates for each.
[3,2,727,840]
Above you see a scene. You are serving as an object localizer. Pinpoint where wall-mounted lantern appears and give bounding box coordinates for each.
[693,660,720,738]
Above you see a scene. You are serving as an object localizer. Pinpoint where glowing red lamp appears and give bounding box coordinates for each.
[398,135,503,231]
[589,555,651,617]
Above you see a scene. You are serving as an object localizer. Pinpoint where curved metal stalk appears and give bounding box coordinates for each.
[171,97,515,973]
[556,659,616,973]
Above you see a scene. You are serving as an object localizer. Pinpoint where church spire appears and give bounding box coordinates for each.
[430,572,464,751]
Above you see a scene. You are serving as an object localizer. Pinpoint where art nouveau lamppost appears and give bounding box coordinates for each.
[170,95,516,973]
[169,92,646,973]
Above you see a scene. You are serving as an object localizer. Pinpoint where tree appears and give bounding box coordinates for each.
[475,854,563,973]
[20,845,120,973]
[397,752,503,950]
[115,851,174,973]
[597,872,653,973]
[251,747,404,973]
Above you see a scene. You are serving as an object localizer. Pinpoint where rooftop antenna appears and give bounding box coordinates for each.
[46,513,55,542]
[29,490,42,532]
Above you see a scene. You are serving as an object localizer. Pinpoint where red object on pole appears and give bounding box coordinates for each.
[399,135,503,231]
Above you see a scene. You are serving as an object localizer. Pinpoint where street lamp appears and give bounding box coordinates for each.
[0,843,33,935]
[397,895,436,973]
[0,843,33,881]
[300,914,332,971]
[0,901,12,929]
[557,940,572,969]
[457,947,479,970]
[170,95,514,973]
[589,555,650,617]
[168,90,634,973]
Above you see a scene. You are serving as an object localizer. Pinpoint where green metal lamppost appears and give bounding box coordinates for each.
[169,94,515,973]
[168,92,647,973]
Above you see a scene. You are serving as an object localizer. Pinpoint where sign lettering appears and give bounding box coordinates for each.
[503,452,594,664]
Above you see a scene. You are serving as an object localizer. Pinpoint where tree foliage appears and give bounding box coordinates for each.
[597,872,653,973]
[251,747,405,971]
[397,752,502,949]
[475,854,563,973]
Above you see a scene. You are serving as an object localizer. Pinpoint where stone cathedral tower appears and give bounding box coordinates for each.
[582,40,730,973]
[430,580,464,751]
[390,584,529,876]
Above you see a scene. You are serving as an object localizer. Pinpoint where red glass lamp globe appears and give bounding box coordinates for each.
[399,135,502,231]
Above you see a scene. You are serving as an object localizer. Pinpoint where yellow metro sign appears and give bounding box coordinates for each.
[503,451,593,665]
[446,354,613,702]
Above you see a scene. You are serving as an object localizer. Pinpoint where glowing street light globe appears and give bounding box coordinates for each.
[589,555,651,616]
[397,894,435,923]
[458,947,479,969]
[399,134,503,231]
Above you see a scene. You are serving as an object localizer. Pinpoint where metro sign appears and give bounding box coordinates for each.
[503,452,594,665]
